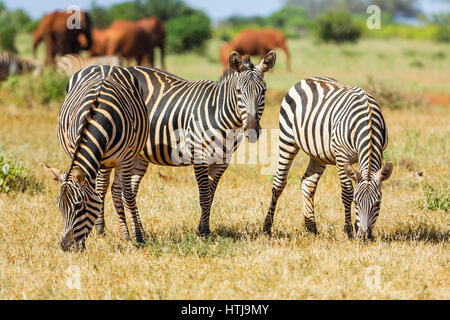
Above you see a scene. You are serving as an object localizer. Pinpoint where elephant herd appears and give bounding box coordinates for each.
[32,10,166,68]
[28,10,291,73]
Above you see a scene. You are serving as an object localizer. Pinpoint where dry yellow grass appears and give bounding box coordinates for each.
[0,38,448,300]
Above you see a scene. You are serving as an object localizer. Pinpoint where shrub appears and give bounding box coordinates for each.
[419,184,449,212]
[314,11,361,43]
[166,10,212,53]
[0,153,42,194]
[1,68,68,107]
[365,76,425,110]
[265,5,311,38]
[433,13,450,43]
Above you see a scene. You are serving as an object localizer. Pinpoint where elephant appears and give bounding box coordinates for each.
[33,10,92,66]
[220,28,291,71]
[137,17,166,69]
[101,20,154,66]
[88,29,108,57]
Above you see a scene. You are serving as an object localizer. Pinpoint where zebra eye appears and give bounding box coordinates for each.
[73,202,83,210]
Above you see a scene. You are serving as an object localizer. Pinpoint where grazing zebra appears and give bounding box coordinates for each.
[43,65,149,251]
[94,51,276,237]
[263,77,393,239]
[0,51,42,81]
[56,54,123,77]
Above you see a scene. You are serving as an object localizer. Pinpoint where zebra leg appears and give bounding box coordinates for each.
[208,163,229,201]
[129,156,149,240]
[301,158,326,234]
[111,169,131,242]
[194,164,212,236]
[95,168,112,235]
[120,159,146,244]
[337,163,355,239]
[263,144,298,235]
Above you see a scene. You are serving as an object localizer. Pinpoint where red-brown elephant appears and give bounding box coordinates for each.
[33,10,92,66]
[87,29,107,57]
[96,20,153,66]
[220,29,291,71]
[137,17,166,69]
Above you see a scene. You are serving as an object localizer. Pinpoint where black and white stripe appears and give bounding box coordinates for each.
[264,77,392,239]
[94,51,276,237]
[44,65,149,250]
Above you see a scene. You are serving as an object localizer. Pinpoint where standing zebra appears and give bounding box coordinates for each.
[94,51,276,237]
[43,65,149,251]
[263,77,393,239]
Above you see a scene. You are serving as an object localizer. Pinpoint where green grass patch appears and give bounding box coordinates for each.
[419,184,450,212]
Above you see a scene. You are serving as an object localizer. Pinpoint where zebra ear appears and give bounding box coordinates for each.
[375,162,393,184]
[344,164,362,183]
[257,50,276,73]
[42,163,65,182]
[72,166,86,186]
[229,51,244,73]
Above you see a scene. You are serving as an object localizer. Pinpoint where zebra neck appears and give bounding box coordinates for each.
[355,129,382,180]
[70,153,99,187]
[215,77,243,130]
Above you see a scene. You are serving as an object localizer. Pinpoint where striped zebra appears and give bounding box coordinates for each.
[94,51,276,237]
[263,77,393,239]
[43,65,149,251]
[0,51,42,81]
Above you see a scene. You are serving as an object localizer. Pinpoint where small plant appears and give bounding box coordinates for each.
[419,184,450,212]
[0,153,42,194]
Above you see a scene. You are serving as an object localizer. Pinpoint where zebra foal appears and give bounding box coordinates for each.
[43,65,149,251]
[264,77,393,239]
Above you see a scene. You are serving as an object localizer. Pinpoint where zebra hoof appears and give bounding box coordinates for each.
[305,224,318,235]
[263,224,272,236]
[198,227,211,238]
[344,224,354,239]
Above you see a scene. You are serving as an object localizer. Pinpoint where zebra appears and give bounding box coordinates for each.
[43,65,149,251]
[0,51,42,81]
[263,77,393,239]
[56,54,123,77]
[93,50,276,237]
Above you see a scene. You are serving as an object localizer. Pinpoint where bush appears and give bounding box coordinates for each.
[365,76,425,110]
[419,184,449,212]
[433,13,450,43]
[315,11,361,43]
[0,153,42,194]
[166,10,212,53]
[1,68,68,106]
[265,5,311,38]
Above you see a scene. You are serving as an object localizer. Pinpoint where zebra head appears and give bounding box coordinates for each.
[345,162,393,239]
[43,164,101,251]
[229,50,276,143]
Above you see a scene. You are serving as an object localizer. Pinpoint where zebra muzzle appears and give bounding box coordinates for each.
[244,116,261,143]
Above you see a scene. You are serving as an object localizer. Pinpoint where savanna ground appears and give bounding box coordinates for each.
[0,35,448,299]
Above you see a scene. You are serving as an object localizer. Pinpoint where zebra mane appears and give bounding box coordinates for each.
[365,92,374,180]
[218,55,255,82]
[66,100,97,182]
